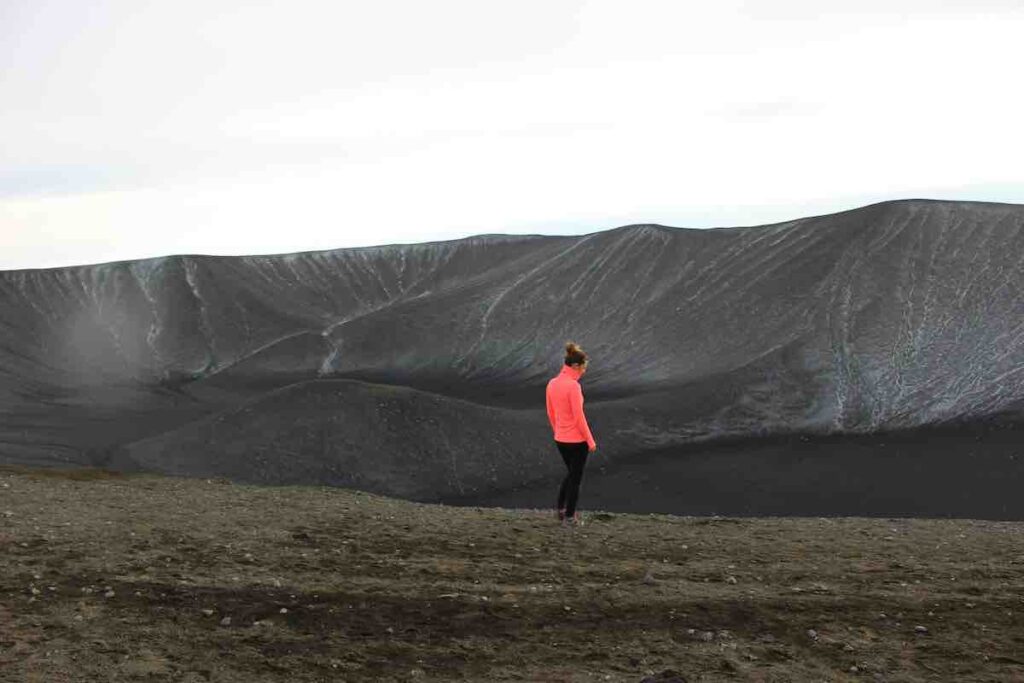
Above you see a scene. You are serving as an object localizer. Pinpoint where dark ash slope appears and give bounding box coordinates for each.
[2,199,1024,516]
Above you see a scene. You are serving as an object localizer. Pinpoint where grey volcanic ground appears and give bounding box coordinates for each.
[3,199,1024,518]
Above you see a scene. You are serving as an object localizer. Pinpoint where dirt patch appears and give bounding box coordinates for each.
[2,468,1024,681]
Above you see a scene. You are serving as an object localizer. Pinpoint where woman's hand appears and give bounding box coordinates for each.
[588,442,597,453]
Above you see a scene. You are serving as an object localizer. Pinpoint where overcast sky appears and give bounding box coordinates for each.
[2,0,1023,270]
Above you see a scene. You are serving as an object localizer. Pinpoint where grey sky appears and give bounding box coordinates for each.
[2,0,1023,269]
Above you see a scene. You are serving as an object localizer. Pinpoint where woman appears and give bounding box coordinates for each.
[545,341,597,526]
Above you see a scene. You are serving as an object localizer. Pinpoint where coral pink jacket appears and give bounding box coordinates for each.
[545,365,596,448]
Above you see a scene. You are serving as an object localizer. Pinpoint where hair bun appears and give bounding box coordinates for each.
[564,341,588,366]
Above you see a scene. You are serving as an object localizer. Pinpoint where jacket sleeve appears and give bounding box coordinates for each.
[545,385,556,435]
[570,383,596,449]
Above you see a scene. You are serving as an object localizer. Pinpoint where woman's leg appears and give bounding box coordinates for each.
[557,476,570,513]
[563,442,589,518]
[556,443,573,513]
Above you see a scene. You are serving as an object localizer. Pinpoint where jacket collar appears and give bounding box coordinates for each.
[560,364,583,380]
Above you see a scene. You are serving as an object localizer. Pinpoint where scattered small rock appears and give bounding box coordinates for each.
[201,609,214,616]
[807,629,819,641]
[725,575,738,585]
[219,616,231,626]
[642,570,657,585]
[914,625,928,635]
[279,607,288,614]
[103,590,115,599]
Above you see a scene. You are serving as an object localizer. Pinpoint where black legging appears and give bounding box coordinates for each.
[555,440,589,517]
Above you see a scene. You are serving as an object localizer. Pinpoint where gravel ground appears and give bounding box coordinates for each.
[2,465,1023,682]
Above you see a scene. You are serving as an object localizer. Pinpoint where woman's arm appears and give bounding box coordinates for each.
[545,387,556,435]
[570,383,596,450]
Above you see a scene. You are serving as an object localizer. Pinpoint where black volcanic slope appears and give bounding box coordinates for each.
[2,199,1024,517]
